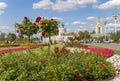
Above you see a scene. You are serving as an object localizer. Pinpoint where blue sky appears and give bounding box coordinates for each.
[0,0,120,34]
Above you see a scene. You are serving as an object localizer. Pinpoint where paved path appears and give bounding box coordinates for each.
[87,43,120,51]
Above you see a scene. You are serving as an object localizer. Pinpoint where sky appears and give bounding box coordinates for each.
[0,0,120,35]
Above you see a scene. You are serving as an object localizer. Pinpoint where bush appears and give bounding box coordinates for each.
[0,47,115,81]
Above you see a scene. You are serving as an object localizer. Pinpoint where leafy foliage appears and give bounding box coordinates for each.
[110,31,120,43]
[7,33,16,43]
[78,31,90,41]
[36,17,59,37]
[0,46,115,81]
[14,17,39,37]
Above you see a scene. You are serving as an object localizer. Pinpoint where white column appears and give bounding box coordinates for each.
[115,19,117,33]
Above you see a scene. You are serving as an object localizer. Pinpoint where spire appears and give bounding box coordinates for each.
[97,17,100,23]
[61,22,64,28]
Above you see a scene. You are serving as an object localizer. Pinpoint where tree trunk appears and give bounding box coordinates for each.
[48,34,51,57]
[28,35,31,54]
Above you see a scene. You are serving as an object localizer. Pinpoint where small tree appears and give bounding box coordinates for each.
[36,17,59,56]
[14,17,39,51]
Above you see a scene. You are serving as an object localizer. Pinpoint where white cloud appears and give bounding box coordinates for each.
[0,11,4,15]
[105,16,114,22]
[78,0,97,6]
[32,0,54,9]
[32,0,98,12]
[50,17,63,21]
[86,16,97,21]
[0,2,7,9]
[71,21,87,26]
[94,0,120,10]
[106,23,120,28]
[52,0,78,12]
[0,2,7,15]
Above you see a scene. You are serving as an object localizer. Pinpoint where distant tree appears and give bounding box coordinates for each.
[110,31,120,43]
[84,31,90,40]
[90,30,95,34]
[78,31,84,40]
[7,33,16,43]
[78,31,90,41]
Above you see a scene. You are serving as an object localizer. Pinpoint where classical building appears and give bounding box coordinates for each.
[43,23,72,43]
[91,17,104,38]
[59,23,66,36]
[95,17,103,34]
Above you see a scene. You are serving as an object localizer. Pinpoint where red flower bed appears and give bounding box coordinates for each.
[73,45,114,57]
[0,45,39,54]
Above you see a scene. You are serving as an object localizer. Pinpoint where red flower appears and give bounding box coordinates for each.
[45,62,48,65]
[24,16,28,20]
[16,30,19,33]
[33,23,36,27]
[20,30,23,34]
[41,22,45,26]
[42,31,45,36]
[40,80,43,81]
[75,74,82,80]
[54,47,59,52]
[99,63,104,69]
[35,16,41,23]
[60,47,70,54]
[56,29,59,33]
[39,60,43,63]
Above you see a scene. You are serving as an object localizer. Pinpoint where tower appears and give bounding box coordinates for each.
[95,17,103,34]
[59,23,66,36]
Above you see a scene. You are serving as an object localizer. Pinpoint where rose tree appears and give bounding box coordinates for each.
[36,17,59,56]
[14,17,39,47]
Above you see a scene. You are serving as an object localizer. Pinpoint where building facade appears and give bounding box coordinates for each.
[95,17,103,34]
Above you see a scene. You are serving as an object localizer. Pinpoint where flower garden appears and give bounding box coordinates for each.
[0,16,117,81]
[0,43,116,81]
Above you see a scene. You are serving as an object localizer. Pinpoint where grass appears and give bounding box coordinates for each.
[88,45,120,55]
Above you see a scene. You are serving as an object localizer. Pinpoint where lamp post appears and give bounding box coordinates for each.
[103,19,107,41]
[112,13,119,33]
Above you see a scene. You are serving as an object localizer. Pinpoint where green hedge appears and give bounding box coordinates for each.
[0,44,20,47]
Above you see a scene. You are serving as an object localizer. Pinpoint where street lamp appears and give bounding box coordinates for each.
[112,13,119,33]
[103,19,107,41]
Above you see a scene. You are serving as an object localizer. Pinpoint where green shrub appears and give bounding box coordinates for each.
[65,41,84,47]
